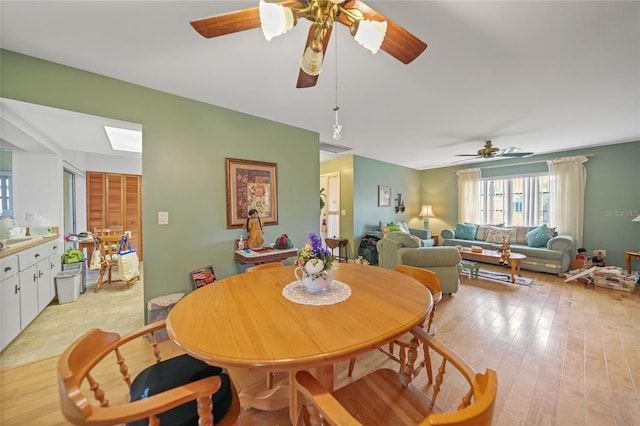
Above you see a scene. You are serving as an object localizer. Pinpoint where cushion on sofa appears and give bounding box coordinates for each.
[455,223,477,240]
[380,221,411,235]
[466,223,503,241]
[525,224,553,247]
[397,221,410,234]
[485,226,512,243]
[509,226,536,245]
[386,231,420,248]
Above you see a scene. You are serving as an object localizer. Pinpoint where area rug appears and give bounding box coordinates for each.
[476,269,535,286]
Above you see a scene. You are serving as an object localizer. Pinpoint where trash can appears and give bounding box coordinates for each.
[56,270,82,304]
[147,293,185,341]
[62,261,87,293]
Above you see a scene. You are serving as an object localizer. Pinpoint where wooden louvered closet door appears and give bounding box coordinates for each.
[86,172,143,260]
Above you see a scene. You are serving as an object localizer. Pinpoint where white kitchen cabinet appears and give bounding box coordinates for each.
[1,237,63,351]
[48,248,61,301]
[1,255,21,350]
[17,263,40,329]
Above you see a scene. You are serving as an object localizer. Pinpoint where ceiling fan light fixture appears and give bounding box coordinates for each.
[353,19,387,54]
[259,0,295,41]
[300,45,323,76]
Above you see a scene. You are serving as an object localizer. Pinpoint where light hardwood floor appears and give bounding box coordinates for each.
[1,264,639,425]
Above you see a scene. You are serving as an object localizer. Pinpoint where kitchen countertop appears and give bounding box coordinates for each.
[0,233,61,258]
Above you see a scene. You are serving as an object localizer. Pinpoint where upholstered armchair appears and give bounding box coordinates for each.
[377,231,428,269]
[397,246,463,294]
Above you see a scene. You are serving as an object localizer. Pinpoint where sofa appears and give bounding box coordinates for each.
[397,247,462,294]
[441,223,577,274]
[358,221,435,266]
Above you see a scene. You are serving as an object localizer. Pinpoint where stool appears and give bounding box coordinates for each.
[147,292,185,341]
[461,261,480,279]
[325,237,348,263]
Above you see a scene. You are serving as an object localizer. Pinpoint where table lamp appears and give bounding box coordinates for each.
[419,204,435,230]
[633,215,640,222]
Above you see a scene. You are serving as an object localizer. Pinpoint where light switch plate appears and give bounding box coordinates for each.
[158,211,169,225]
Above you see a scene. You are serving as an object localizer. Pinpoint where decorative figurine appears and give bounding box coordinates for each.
[244,208,264,249]
[499,238,511,265]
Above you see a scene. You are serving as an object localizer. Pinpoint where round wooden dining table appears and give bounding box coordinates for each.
[167,263,432,423]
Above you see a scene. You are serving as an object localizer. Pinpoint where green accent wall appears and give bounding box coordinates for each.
[421,141,640,268]
[321,155,421,259]
[1,49,320,309]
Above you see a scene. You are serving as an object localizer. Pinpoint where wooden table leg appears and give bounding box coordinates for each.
[509,259,522,283]
[626,252,632,274]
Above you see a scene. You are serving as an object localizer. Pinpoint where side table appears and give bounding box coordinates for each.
[625,251,640,274]
[325,237,348,263]
[432,235,439,246]
[460,261,479,279]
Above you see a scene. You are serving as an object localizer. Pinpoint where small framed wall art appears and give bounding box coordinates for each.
[226,158,278,229]
[378,185,391,207]
[190,265,216,290]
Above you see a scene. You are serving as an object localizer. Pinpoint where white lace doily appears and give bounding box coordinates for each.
[282,280,351,306]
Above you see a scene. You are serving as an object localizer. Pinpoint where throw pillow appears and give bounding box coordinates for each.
[485,226,512,243]
[525,225,552,247]
[397,221,410,234]
[455,223,478,240]
[509,226,535,245]
[467,223,504,241]
[386,231,420,248]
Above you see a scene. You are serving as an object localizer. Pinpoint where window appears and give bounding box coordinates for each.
[478,174,550,226]
[0,175,12,217]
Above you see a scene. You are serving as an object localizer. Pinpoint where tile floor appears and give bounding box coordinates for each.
[0,264,144,370]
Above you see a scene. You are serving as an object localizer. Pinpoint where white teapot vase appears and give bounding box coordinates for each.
[294,261,336,293]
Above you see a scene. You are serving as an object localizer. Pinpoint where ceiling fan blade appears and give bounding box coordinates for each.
[337,0,427,64]
[190,1,305,39]
[452,156,481,164]
[191,7,260,38]
[500,152,535,158]
[296,24,333,88]
[455,154,482,157]
[497,146,534,158]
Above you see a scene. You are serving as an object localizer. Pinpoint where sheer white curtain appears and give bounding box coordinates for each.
[547,155,588,246]
[456,168,481,223]
[521,176,540,226]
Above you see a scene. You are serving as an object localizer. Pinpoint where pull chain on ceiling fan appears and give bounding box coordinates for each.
[332,32,342,140]
[190,0,428,88]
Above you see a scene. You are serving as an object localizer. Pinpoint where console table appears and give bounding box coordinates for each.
[325,237,348,263]
[234,247,297,265]
[625,251,640,274]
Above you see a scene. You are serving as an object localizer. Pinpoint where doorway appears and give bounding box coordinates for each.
[320,172,340,243]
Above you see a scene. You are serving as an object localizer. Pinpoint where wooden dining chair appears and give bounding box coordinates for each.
[348,265,443,379]
[94,231,139,292]
[57,319,240,426]
[296,325,498,426]
[245,261,285,272]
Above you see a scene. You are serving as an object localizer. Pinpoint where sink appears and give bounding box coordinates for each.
[3,235,44,249]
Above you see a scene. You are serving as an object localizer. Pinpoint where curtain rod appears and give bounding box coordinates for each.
[478,154,594,170]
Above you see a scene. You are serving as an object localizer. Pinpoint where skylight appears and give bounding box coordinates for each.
[104,126,142,153]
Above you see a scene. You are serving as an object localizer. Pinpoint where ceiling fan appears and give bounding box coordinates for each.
[190,0,427,88]
[454,140,534,161]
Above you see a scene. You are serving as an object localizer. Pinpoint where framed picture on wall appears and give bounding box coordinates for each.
[226,158,278,229]
[378,185,391,207]
[190,265,216,290]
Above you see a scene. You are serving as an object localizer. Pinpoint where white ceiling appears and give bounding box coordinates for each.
[1,1,639,170]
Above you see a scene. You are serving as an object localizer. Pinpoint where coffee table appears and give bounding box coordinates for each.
[459,249,526,282]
